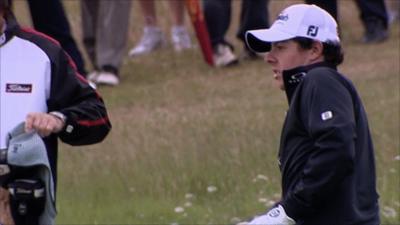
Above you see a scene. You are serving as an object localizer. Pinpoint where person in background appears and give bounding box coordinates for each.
[203,0,269,67]
[9,0,87,76]
[81,0,131,86]
[386,0,400,24]
[306,0,389,43]
[239,3,379,225]
[0,0,111,223]
[129,0,192,57]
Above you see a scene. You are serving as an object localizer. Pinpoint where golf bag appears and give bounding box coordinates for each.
[0,123,56,225]
[8,178,46,225]
[0,149,46,225]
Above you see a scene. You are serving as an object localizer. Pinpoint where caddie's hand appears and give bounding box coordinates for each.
[25,112,65,137]
[247,205,295,225]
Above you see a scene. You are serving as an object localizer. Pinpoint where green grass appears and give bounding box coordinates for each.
[12,0,400,224]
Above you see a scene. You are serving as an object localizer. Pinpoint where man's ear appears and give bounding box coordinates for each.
[310,41,324,61]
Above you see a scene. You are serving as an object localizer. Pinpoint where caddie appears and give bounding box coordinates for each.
[239,4,380,225]
[0,0,111,224]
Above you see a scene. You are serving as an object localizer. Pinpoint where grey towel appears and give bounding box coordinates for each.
[7,122,56,225]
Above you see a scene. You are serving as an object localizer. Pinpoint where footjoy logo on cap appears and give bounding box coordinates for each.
[307,25,319,37]
[6,84,33,93]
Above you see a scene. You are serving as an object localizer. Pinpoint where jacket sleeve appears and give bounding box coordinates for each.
[46,47,111,146]
[281,70,356,220]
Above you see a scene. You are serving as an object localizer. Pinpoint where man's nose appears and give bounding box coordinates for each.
[265,52,275,64]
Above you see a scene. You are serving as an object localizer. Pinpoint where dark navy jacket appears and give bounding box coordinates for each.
[278,62,379,225]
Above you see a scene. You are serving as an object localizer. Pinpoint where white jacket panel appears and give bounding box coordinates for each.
[0,36,51,148]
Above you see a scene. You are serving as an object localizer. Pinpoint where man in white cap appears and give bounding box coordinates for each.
[240,4,379,225]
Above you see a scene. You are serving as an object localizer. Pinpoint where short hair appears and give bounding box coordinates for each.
[292,37,344,66]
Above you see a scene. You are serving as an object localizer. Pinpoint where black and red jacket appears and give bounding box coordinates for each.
[0,14,111,185]
[278,62,379,225]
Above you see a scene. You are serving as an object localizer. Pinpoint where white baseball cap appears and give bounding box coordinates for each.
[245,4,340,53]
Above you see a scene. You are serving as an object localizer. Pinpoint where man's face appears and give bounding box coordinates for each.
[264,40,314,90]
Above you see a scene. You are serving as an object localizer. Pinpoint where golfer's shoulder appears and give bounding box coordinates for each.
[305,66,340,85]
[16,27,64,61]
[308,65,337,78]
[17,27,58,46]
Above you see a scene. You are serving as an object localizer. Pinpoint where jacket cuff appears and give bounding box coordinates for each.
[281,197,306,221]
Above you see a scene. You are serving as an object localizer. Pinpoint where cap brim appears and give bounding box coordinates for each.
[245,29,295,53]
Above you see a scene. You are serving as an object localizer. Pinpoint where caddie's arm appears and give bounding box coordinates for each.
[46,47,111,145]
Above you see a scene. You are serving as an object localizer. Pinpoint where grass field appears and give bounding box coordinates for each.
[12,0,400,224]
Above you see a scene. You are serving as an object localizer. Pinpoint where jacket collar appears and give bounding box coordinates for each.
[283,62,337,103]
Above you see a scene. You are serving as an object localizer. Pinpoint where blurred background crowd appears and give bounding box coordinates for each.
[9,0,400,87]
